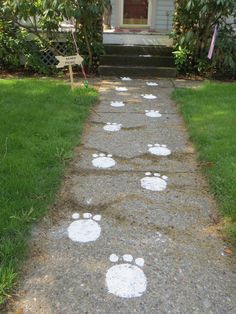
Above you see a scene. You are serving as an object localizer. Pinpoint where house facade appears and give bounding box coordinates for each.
[103,0,174,46]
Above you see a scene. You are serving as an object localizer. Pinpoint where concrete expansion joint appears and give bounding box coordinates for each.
[74,168,198,176]
[90,121,145,131]
[71,194,157,209]
[90,121,187,131]
[79,153,197,164]
[93,111,179,115]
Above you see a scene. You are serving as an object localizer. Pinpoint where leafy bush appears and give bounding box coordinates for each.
[172,0,236,78]
[0,21,23,69]
[172,46,190,74]
[0,0,109,73]
[0,20,56,74]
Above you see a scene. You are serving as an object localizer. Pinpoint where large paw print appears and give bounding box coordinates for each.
[110,101,125,108]
[103,122,122,132]
[145,110,162,118]
[148,144,171,156]
[141,172,168,191]
[67,213,102,243]
[141,94,157,100]
[92,153,116,169]
[106,254,147,298]
[115,87,128,92]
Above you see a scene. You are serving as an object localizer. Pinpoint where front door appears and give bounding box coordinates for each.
[122,0,150,27]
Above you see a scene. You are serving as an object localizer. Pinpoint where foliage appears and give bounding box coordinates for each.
[173,82,236,244]
[0,0,109,73]
[172,46,190,73]
[0,21,23,69]
[0,79,98,305]
[0,19,54,74]
[172,0,236,77]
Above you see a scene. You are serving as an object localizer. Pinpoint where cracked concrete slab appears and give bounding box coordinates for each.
[90,112,183,129]
[81,129,190,158]
[97,98,178,114]
[10,77,236,314]
[70,173,210,209]
[75,149,198,173]
[85,121,186,135]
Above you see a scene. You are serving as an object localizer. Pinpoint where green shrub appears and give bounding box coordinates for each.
[0,0,109,73]
[172,0,236,78]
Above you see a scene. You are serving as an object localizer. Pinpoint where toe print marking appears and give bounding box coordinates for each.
[106,254,147,298]
[121,77,132,81]
[110,101,125,108]
[67,213,102,243]
[148,144,171,156]
[145,110,162,118]
[141,172,168,191]
[103,123,122,132]
[146,82,158,86]
[92,153,116,169]
[141,94,157,100]
[116,87,128,92]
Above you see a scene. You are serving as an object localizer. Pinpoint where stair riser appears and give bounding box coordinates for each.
[99,66,176,78]
[104,45,173,56]
[100,56,175,67]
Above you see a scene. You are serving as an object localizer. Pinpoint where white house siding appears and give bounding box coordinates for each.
[154,0,174,32]
[109,0,174,33]
[110,0,121,29]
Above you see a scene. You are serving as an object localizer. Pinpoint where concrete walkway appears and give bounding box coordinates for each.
[12,78,235,314]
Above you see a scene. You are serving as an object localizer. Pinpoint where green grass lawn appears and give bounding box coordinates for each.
[172,81,236,243]
[0,78,98,305]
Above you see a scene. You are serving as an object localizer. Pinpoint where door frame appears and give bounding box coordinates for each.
[120,0,152,28]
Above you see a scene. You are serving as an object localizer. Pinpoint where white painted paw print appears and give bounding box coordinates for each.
[145,110,162,118]
[121,77,132,81]
[92,153,116,169]
[146,82,158,86]
[155,232,169,243]
[106,254,147,298]
[141,172,168,191]
[67,213,102,243]
[148,144,171,156]
[139,54,151,57]
[141,94,157,100]
[110,101,125,108]
[116,87,128,92]
[103,122,122,132]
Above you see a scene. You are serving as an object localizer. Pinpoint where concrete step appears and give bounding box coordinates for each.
[98,65,176,77]
[100,55,175,67]
[104,44,173,56]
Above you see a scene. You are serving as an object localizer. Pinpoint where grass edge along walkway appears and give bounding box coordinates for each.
[0,78,98,305]
[172,81,236,245]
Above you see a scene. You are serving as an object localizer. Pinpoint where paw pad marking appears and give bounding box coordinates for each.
[67,213,102,243]
[141,94,157,100]
[145,110,162,118]
[110,101,125,108]
[92,153,116,169]
[148,144,171,156]
[141,172,168,191]
[106,254,147,298]
[115,87,128,92]
[103,123,122,132]
[146,82,158,86]
[121,77,132,81]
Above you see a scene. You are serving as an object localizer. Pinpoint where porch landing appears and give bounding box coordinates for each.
[103,31,172,46]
